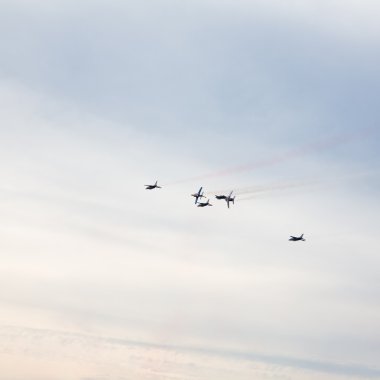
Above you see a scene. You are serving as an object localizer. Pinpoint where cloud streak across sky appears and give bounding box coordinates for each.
[0,1,379,379]
[1,325,380,379]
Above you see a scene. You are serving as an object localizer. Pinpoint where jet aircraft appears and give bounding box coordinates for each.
[225,191,235,208]
[145,181,162,190]
[289,234,305,241]
[197,199,212,207]
[191,187,205,204]
[215,191,235,208]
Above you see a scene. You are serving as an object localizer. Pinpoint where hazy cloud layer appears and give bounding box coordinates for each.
[1,325,380,380]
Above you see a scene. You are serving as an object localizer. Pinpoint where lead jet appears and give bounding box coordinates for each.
[215,191,235,208]
[289,234,305,241]
[145,180,162,190]
[191,187,205,204]
[197,199,212,207]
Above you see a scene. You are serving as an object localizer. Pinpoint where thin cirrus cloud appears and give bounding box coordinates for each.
[1,325,380,379]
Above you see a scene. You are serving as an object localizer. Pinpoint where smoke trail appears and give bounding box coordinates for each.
[233,169,380,202]
[236,181,318,201]
[207,179,318,197]
[205,179,319,201]
[164,128,375,186]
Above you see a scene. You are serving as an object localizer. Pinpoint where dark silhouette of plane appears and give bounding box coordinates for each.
[225,191,235,208]
[197,199,212,207]
[191,187,205,204]
[145,181,162,190]
[215,191,235,208]
[289,234,305,241]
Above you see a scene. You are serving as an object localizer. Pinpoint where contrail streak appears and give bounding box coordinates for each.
[232,169,380,202]
[207,179,318,197]
[236,183,316,201]
[164,128,375,186]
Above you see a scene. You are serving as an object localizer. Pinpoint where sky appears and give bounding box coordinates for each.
[0,0,380,379]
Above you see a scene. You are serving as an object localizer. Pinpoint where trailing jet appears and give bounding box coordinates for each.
[216,191,235,208]
[145,181,162,190]
[197,199,212,207]
[225,191,235,209]
[289,234,305,241]
[191,187,205,204]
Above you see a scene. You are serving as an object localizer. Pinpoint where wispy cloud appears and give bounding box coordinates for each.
[1,324,380,379]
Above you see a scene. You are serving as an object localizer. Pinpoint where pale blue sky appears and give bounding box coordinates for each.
[0,1,379,379]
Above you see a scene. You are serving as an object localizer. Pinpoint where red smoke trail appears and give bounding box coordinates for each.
[233,169,379,201]
[236,180,318,201]
[165,128,375,186]
[213,178,318,196]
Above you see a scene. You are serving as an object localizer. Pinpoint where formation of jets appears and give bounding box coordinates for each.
[145,181,305,242]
